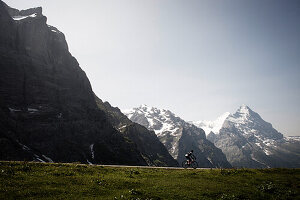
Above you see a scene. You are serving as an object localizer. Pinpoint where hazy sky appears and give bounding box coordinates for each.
[4,0,300,136]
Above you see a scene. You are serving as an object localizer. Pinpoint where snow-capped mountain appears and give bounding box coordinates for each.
[123,105,181,140]
[123,105,232,168]
[198,105,300,168]
[123,105,200,159]
[192,112,230,135]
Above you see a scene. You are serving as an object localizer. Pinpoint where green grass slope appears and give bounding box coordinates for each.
[0,161,299,200]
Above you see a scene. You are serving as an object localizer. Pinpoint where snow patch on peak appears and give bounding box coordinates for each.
[12,13,37,21]
[122,108,135,119]
[286,136,300,142]
[227,105,254,125]
[236,104,251,116]
[123,105,176,122]
[193,112,230,135]
[122,108,134,114]
[239,104,250,111]
[47,25,62,34]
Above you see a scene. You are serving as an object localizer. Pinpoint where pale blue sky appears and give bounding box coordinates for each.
[4,0,300,136]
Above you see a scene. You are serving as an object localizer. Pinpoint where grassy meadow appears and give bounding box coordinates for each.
[0,161,299,200]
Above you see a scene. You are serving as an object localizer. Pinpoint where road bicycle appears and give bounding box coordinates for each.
[182,159,198,169]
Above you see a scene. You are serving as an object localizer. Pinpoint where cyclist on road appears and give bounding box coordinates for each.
[185,150,196,165]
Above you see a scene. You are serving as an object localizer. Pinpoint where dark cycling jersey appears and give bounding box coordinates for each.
[185,151,196,160]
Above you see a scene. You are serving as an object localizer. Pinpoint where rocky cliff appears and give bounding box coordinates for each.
[0,1,151,165]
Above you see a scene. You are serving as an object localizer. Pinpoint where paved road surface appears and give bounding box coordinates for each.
[88,164,210,170]
[3,161,212,169]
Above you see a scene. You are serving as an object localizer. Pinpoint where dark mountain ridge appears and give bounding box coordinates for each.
[0,1,177,166]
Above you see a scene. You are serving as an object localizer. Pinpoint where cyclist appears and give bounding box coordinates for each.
[185,150,196,165]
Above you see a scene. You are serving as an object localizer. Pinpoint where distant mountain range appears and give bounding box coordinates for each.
[123,105,232,168]
[124,105,300,168]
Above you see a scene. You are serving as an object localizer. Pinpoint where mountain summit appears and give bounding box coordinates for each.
[226,105,283,140]
[193,105,299,168]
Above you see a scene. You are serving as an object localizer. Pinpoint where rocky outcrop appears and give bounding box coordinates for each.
[0,1,149,165]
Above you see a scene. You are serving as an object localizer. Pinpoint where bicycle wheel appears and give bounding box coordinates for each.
[182,161,188,168]
[191,161,198,169]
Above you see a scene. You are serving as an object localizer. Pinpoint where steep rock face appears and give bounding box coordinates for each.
[0,1,147,165]
[123,105,232,168]
[203,105,300,168]
[96,98,178,167]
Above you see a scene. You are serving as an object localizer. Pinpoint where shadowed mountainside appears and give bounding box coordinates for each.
[0,1,177,166]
